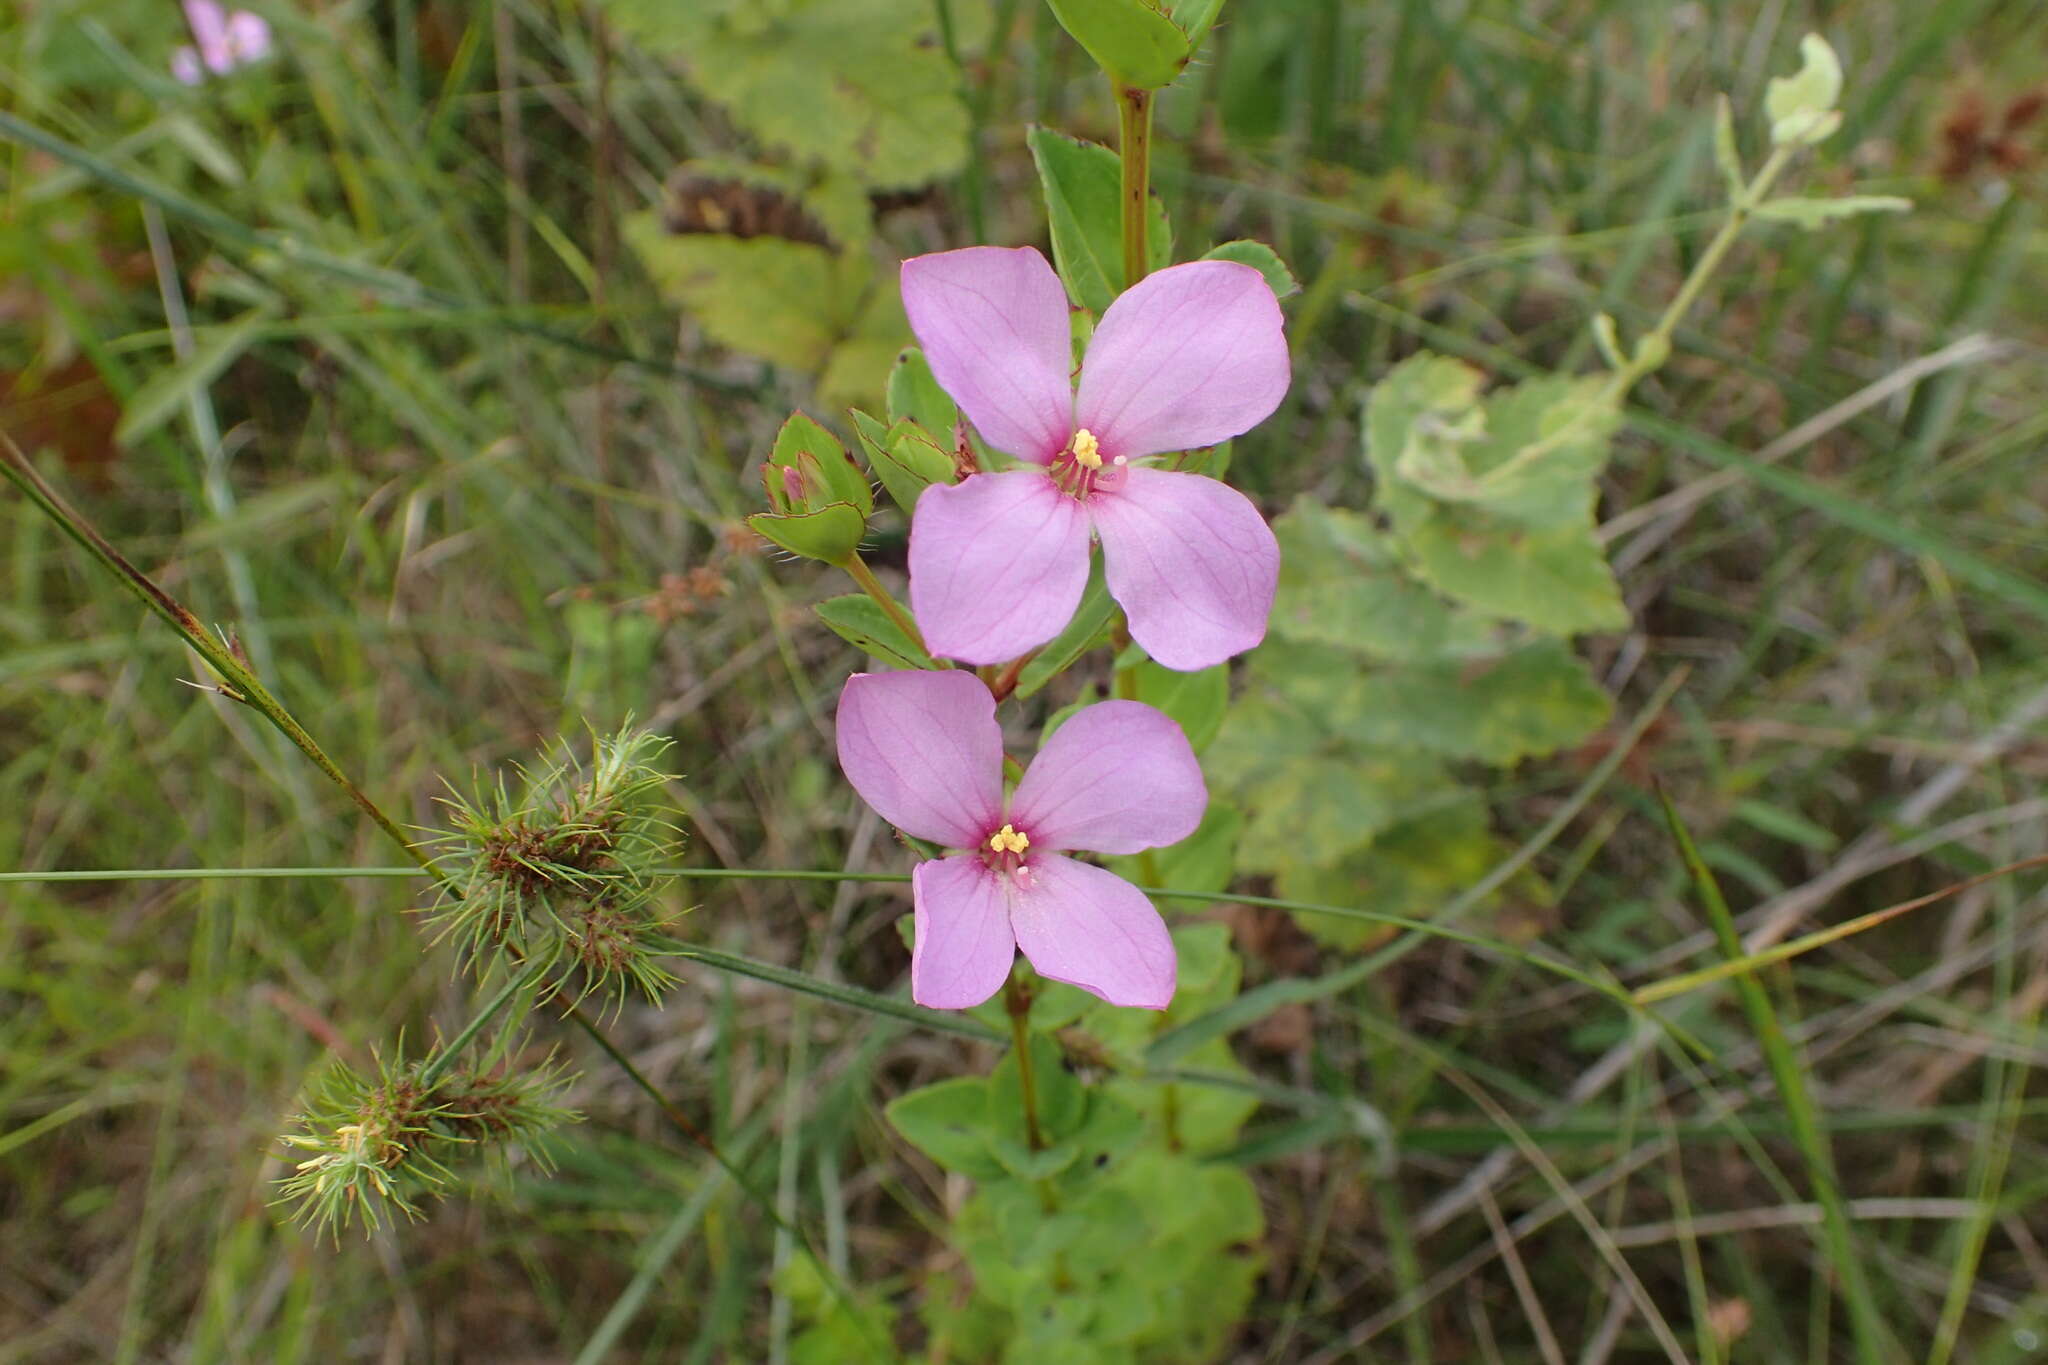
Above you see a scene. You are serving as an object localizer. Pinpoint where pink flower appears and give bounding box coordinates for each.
[837,670,1206,1010]
[173,0,272,84]
[901,246,1290,672]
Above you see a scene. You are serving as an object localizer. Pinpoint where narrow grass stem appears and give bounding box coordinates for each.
[1657,789,1897,1365]
[1,429,441,884]
[1116,83,1154,288]
[842,551,926,652]
[417,957,551,1088]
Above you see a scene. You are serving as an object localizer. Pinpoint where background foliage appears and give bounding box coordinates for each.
[3,0,2046,1360]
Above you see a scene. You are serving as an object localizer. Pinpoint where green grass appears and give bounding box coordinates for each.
[4,0,2047,1359]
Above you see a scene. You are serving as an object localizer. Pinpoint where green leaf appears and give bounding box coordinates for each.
[1402,515,1628,636]
[1752,195,1912,230]
[116,308,270,448]
[885,347,958,436]
[1277,801,1503,949]
[1363,355,1626,634]
[814,595,936,669]
[1231,750,1451,877]
[1294,638,1614,765]
[886,1077,1007,1179]
[1201,239,1298,299]
[849,409,955,516]
[625,214,900,398]
[769,411,871,515]
[1166,0,1227,47]
[597,0,969,187]
[1043,0,1192,90]
[1268,498,1496,661]
[1764,32,1844,146]
[746,503,867,564]
[1015,561,1115,698]
[1130,660,1228,752]
[1026,126,1171,314]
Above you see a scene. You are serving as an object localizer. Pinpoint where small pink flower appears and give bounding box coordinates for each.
[901,246,1290,672]
[837,670,1206,1010]
[174,0,272,84]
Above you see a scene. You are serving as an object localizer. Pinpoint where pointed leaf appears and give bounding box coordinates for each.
[1200,239,1298,299]
[1027,126,1172,314]
[814,594,937,669]
[1043,0,1191,90]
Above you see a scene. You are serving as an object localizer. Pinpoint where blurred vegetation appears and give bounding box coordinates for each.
[2,0,2046,1360]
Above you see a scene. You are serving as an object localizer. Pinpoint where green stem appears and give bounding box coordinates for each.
[1482,142,1798,486]
[1,429,440,883]
[1003,971,1045,1151]
[842,551,926,652]
[1115,82,1154,289]
[417,956,551,1087]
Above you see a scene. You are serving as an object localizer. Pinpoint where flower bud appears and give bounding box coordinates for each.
[749,411,871,563]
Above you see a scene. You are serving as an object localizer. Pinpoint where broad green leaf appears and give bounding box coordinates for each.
[1044,0,1191,90]
[813,595,936,670]
[1268,499,1497,661]
[1278,801,1502,949]
[1752,195,1912,230]
[626,214,905,403]
[769,411,871,515]
[1232,750,1452,877]
[597,0,970,187]
[1403,514,1628,636]
[1292,638,1614,765]
[1201,239,1298,299]
[116,307,270,447]
[1026,126,1171,314]
[626,215,847,371]
[885,347,957,436]
[1015,560,1115,698]
[746,503,866,564]
[885,1077,1007,1179]
[1765,33,1844,145]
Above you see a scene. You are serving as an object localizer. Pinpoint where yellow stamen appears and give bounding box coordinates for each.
[987,823,1030,855]
[1071,428,1102,469]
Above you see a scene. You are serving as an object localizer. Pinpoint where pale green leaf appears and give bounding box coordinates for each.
[1765,33,1844,146]
[1267,499,1497,662]
[1712,95,1743,200]
[1752,195,1912,230]
[1403,514,1628,636]
[598,0,969,187]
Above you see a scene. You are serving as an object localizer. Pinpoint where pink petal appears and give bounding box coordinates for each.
[1009,701,1205,855]
[911,855,1018,1010]
[835,671,1002,848]
[909,470,1091,666]
[1089,468,1277,671]
[1010,855,1175,1010]
[900,246,1076,464]
[171,46,204,84]
[183,0,235,71]
[1074,260,1290,460]
[225,11,272,62]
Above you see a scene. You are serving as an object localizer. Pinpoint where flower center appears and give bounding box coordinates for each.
[987,823,1030,855]
[1071,427,1103,469]
[980,822,1035,882]
[1048,428,1128,499]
